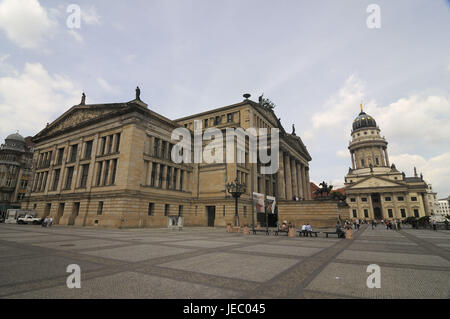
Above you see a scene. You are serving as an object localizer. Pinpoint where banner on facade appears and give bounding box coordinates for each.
[253,192,265,213]
[266,195,276,214]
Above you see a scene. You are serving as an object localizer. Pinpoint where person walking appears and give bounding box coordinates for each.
[432,220,437,231]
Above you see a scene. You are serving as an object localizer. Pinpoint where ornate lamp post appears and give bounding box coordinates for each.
[226,178,247,227]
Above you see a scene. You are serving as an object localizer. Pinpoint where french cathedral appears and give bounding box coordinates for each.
[344,105,430,220]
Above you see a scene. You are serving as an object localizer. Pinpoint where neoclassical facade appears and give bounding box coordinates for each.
[344,105,430,220]
[23,93,312,228]
[0,133,34,217]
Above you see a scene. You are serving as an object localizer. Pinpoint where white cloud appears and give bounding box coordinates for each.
[81,6,100,25]
[0,62,80,139]
[68,29,83,43]
[336,149,348,159]
[390,153,450,197]
[97,77,117,93]
[371,95,450,154]
[303,74,366,142]
[303,74,450,196]
[0,0,57,49]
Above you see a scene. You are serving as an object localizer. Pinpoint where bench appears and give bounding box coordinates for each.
[324,231,344,238]
[297,230,320,237]
[273,229,289,236]
[252,229,271,235]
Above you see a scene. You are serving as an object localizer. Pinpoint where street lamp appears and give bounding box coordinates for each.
[226,178,247,227]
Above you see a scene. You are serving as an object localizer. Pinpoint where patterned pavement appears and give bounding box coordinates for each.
[0,223,449,299]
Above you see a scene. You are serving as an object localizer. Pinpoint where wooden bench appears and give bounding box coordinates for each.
[297,230,320,237]
[324,231,344,238]
[252,229,271,235]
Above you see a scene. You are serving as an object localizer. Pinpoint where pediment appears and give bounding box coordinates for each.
[34,103,128,141]
[348,176,404,189]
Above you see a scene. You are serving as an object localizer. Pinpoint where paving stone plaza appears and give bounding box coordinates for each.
[0,224,449,299]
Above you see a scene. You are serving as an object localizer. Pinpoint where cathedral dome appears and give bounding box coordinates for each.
[6,132,25,142]
[352,108,377,131]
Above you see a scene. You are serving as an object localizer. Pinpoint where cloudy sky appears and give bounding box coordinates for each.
[0,0,449,196]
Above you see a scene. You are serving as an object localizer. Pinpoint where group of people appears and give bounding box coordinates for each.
[42,217,53,227]
[300,223,313,237]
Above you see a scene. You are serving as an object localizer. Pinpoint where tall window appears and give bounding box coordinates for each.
[52,169,60,191]
[56,148,64,165]
[401,208,406,218]
[115,133,121,152]
[148,203,155,216]
[100,136,107,155]
[164,204,169,216]
[150,164,156,187]
[178,205,183,216]
[110,159,117,184]
[96,162,103,186]
[97,201,103,215]
[153,138,159,157]
[161,141,167,159]
[103,160,110,185]
[173,168,177,190]
[84,141,93,159]
[388,209,393,218]
[227,113,233,123]
[179,170,183,191]
[70,145,78,163]
[166,167,171,189]
[65,167,74,189]
[158,165,164,188]
[80,164,89,188]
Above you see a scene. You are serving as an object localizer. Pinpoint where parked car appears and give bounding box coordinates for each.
[17,214,43,225]
[5,209,37,224]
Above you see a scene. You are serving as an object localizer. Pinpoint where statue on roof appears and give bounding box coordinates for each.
[136,86,141,100]
[80,92,86,105]
[258,93,276,110]
[291,124,296,135]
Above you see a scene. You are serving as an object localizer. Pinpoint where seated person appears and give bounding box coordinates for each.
[301,224,307,236]
[306,223,313,236]
[336,224,345,238]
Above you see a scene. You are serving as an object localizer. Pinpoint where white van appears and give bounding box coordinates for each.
[5,209,36,224]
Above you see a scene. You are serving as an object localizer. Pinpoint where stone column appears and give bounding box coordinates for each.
[291,158,298,198]
[155,163,161,187]
[305,166,311,200]
[176,168,181,190]
[161,165,168,189]
[384,148,390,166]
[146,161,153,186]
[351,152,355,169]
[277,151,286,199]
[296,162,303,199]
[284,154,292,200]
[300,164,306,199]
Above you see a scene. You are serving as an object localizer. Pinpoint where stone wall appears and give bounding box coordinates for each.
[277,199,342,228]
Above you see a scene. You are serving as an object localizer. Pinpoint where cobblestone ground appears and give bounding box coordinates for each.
[0,223,449,298]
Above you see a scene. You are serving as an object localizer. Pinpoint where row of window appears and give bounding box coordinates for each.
[183,113,236,130]
[39,133,121,168]
[352,208,420,218]
[33,159,118,192]
[350,196,418,202]
[144,161,186,191]
[353,130,379,138]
